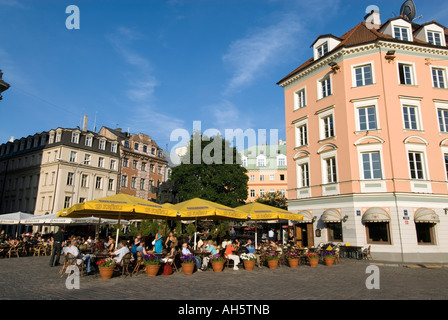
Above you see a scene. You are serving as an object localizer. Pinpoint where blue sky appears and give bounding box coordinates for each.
[0,0,446,153]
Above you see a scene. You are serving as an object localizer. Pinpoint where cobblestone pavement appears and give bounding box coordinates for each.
[0,256,447,301]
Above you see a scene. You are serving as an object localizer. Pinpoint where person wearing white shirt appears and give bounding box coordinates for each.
[181,243,202,271]
[64,241,93,274]
[111,241,130,264]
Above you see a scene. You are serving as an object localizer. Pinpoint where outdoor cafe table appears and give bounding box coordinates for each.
[339,246,363,259]
[193,250,211,259]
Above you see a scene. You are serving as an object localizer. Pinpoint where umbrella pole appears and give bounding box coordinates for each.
[115,213,121,245]
[255,220,258,249]
[194,218,197,250]
[96,217,101,239]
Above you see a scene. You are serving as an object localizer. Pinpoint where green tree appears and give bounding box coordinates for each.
[255,191,288,210]
[170,132,248,207]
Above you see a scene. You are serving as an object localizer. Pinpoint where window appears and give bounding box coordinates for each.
[398,63,415,85]
[317,42,328,58]
[71,132,80,144]
[85,136,93,147]
[408,152,425,180]
[79,198,86,204]
[121,175,127,187]
[257,156,266,167]
[143,146,147,153]
[56,131,62,143]
[298,163,310,188]
[402,105,419,130]
[269,174,275,181]
[66,172,74,186]
[362,152,382,179]
[354,64,373,87]
[394,26,410,41]
[427,31,442,46]
[324,157,337,184]
[296,124,308,146]
[123,158,129,167]
[250,175,255,181]
[366,222,391,244]
[416,223,436,245]
[319,76,332,98]
[124,140,130,148]
[438,109,448,132]
[294,88,306,110]
[322,115,335,139]
[83,154,91,165]
[49,133,55,144]
[99,140,106,150]
[64,196,71,209]
[131,177,136,189]
[260,175,265,181]
[98,157,104,168]
[277,156,286,167]
[326,222,343,242]
[108,179,114,191]
[250,189,255,198]
[432,68,447,89]
[260,189,265,197]
[140,178,145,190]
[95,177,102,189]
[445,154,448,180]
[111,143,118,153]
[81,174,88,188]
[134,143,139,150]
[69,151,77,163]
[150,164,155,172]
[358,106,377,131]
[280,174,285,181]
[141,162,146,171]
[110,159,116,170]
[132,160,138,169]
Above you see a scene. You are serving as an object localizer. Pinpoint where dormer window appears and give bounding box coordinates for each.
[394,26,410,41]
[317,42,328,58]
[427,31,442,46]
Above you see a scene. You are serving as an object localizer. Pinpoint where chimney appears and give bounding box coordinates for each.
[82,115,88,132]
[365,9,381,29]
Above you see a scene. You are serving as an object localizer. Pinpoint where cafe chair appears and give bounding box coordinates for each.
[334,247,341,264]
[60,253,76,277]
[168,249,180,273]
[362,246,372,260]
[119,252,132,277]
[7,246,20,259]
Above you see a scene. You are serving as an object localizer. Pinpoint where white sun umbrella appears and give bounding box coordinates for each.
[0,211,35,236]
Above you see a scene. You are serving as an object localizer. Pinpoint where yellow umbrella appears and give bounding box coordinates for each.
[57,193,178,244]
[170,198,248,249]
[235,202,304,248]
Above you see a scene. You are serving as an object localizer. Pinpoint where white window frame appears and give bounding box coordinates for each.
[296,158,310,189]
[85,136,93,147]
[294,87,307,110]
[318,107,335,140]
[69,151,77,163]
[352,62,375,87]
[256,155,266,167]
[295,118,308,148]
[431,66,448,89]
[436,101,448,133]
[83,154,91,165]
[318,74,332,99]
[95,176,103,189]
[320,149,338,185]
[111,142,118,153]
[99,139,106,150]
[397,61,417,86]
[353,97,380,132]
[71,132,80,144]
[394,25,411,41]
[427,30,443,46]
[400,97,423,131]
[317,42,329,58]
[277,154,287,167]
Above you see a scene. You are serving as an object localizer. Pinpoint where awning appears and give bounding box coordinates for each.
[321,209,342,223]
[296,210,313,223]
[414,208,440,224]
[362,207,390,223]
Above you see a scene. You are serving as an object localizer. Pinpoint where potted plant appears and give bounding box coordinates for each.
[240,253,257,271]
[96,257,116,279]
[321,250,335,266]
[284,250,300,268]
[262,250,280,269]
[306,252,320,267]
[180,254,195,275]
[144,254,160,276]
[210,254,225,272]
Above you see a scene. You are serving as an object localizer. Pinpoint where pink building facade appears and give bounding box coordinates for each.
[278,8,448,262]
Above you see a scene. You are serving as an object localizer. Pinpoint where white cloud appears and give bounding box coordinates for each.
[0,0,25,7]
[222,12,305,95]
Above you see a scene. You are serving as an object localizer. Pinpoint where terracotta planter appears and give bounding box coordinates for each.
[145,264,160,277]
[308,257,319,267]
[211,261,224,272]
[98,266,114,280]
[181,263,195,275]
[267,259,279,270]
[288,258,300,269]
[324,257,335,266]
[243,260,256,271]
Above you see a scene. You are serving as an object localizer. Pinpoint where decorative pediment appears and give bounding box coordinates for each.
[317,143,337,154]
[354,136,384,146]
[403,135,428,145]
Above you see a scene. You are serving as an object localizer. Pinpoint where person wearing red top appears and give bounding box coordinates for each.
[225,241,240,270]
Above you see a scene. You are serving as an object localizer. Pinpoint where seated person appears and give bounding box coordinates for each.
[64,240,93,275]
[225,241,240,270]
[131,235,150,259]
[160,243,176,263]
[201,240,218,270]
[110,241,130,265]
[244,239,256,254]
[181,242,202,271]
